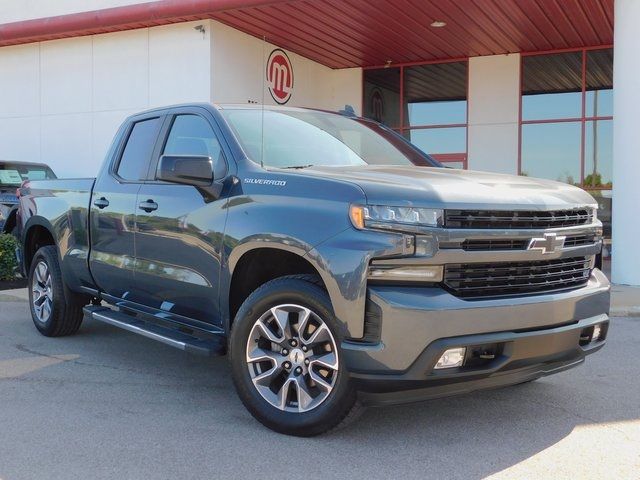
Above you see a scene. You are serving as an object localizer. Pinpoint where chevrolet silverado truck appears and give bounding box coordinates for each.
[1,161,56,235]
[18,104,610,436]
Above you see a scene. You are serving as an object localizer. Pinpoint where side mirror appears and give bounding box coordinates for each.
[157,155,213,186]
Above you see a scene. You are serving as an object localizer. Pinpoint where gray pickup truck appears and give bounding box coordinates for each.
[18,103,610,436]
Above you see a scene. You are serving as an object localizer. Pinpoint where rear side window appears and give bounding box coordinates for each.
[163,115,227,179]
[117,118,162,181]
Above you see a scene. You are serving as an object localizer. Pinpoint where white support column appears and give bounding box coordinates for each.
[612,0,640,285]
[467,54,520,174]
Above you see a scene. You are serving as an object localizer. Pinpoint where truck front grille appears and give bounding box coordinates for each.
[445,209,593,229]
[452,233,598,251]
[444,256,592,299]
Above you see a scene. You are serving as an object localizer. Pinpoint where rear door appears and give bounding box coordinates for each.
[89,115,164,300]
[132,109,231,326]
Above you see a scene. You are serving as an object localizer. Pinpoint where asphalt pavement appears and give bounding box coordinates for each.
[0,293,639,480]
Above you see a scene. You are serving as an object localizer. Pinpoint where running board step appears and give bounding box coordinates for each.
[83,305,226,356]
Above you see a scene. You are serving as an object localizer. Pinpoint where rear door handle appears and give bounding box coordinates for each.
[138,199,158,213]
[93,197,109,209]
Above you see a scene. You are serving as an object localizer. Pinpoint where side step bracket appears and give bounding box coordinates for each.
[83,305,226,356]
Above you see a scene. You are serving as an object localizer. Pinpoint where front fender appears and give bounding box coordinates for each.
[307,228,410,339]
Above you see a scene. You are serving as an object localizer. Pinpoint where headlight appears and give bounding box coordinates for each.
[350,204,443,232]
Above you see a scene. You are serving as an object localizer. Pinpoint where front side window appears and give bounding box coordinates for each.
[222,108,437,169]
[117,117,162,181]
[163,115,227,179]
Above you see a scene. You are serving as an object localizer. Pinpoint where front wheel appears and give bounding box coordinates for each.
[229,276,358,436]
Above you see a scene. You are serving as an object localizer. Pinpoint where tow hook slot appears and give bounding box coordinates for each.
[464,343,502,369]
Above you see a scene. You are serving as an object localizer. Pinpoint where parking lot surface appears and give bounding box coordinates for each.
[1,294,639,480]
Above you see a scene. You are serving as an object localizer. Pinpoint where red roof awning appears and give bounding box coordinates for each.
[0,0,613,69]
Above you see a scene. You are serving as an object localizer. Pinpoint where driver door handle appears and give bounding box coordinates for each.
[138,199,158,213]
[93,197,109,209]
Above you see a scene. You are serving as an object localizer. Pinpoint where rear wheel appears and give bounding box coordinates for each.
[28,246,89,337]
[229,276,358,436]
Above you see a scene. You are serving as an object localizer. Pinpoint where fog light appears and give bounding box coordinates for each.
[435,347,466,369]
[592,323,602,341]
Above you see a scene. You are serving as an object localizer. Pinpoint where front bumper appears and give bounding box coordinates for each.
[342,268,610,405]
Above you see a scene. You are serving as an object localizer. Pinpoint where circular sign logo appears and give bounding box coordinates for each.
[266,48,294,104]
[370,87,384,123]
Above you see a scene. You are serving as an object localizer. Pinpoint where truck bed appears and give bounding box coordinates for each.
[19,177,96,291]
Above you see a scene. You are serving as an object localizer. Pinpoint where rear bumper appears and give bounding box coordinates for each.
[342,269,610,405]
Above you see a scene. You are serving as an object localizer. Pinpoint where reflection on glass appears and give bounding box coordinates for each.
[403,62,467,127]
[584,120,613,187]
[522,52,582,121]
[586,48,613,118]
[364,68,400,127]
[522,92,581,121]
[405,127,466,155]
[521,122,581,184]
[586,89,613,118]
[407,101,466,126]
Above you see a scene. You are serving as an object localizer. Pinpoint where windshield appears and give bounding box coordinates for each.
[0,163,57,186]
[221,108,439,169]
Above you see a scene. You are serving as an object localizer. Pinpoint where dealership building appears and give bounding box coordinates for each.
[0,0,637,286]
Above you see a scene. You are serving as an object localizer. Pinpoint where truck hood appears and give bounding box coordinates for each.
[300,166,597,210]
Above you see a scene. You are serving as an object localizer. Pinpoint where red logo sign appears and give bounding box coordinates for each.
[266,49,294,104]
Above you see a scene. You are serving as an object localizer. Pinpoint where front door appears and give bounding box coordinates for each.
[132,113,230,326]
[89,116,163,300]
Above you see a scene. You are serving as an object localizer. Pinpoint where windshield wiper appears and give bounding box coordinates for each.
[282,164,314,169]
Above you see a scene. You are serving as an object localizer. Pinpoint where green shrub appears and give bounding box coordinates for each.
[0,233,20,281]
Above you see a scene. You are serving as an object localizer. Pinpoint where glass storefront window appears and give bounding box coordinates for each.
[403,62,467,127]
[364,61,468,165]
[586,49,613,118]
[522,52,582,121]
[405,127,466,156]
[584,119,613,188]
[363,68,400,128]
[521,122,581,184]
[520,48,613,188]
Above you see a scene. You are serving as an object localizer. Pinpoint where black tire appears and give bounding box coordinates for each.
[229,276,357,436]
[28,245,90,337]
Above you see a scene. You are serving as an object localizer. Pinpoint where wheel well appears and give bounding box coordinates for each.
[24,225,55,272]
[229,248,325,321]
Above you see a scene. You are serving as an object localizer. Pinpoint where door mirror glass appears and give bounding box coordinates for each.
[157,155,213,186]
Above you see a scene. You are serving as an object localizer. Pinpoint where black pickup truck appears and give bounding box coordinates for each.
[18,104,610,436]
[1,161,56,235]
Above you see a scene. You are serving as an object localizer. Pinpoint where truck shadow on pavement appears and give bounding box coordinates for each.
[0,300,638,480]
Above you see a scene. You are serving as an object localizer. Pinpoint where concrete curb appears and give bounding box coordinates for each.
[610,308,640,318]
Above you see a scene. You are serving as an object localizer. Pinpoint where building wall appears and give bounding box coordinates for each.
[0,19,362,178]
[467,54,520,174]
[0,20,212,177]
[210,21,362,113]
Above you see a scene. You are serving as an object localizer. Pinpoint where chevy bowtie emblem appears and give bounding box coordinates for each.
[528,232,566,254]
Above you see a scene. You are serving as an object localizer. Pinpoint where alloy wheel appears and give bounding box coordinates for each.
[31,261,53,324]
[245,304,339,413]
